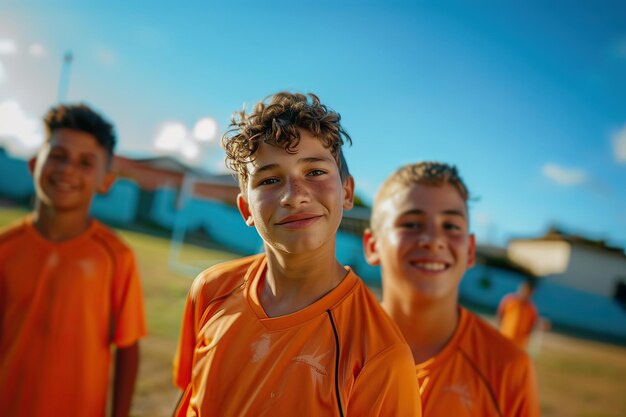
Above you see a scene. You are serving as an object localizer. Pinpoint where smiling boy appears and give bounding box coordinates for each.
[0,103,146,417]
[363,162,539,417]
[173,92,420,416]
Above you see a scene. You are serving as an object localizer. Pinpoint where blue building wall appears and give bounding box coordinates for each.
[0,151,35,202]
[460,265,626,343]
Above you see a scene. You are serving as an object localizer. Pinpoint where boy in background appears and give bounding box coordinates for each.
[173,92,420,416]
[498,279,546,350]
[363,161,538,416]
[0,104,146,417]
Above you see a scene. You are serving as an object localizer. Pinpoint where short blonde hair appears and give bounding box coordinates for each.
[371,161,470,231]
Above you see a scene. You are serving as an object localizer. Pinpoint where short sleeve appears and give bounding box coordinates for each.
[348,343,422,417]
[110,248,146,347]
[500,352,540,417]
[173,284,198,389]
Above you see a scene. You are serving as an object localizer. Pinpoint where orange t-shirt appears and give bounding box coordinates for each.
[0,217,146,417]
[416,308,539,417]
[173,254,421,417]
[498,293,539,349]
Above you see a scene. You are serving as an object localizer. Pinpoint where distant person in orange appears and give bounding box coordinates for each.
[0,104,146,417]
[173,92,421,416]
[498,279,542,350]
[363,161,539,416]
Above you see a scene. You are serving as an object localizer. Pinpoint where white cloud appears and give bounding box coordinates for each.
[542,163,587,186]
[152,121,205,164]
[0,61,5,84]
[612,124,626,163]
[0,39,18,55]
[29,43,46,57]
[154,122,187,152]
[0,100,44,157]
[94,46,117,67]
[193,117,219,142]
[473,212,491,227]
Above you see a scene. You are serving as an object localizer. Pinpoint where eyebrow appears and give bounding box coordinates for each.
[249,156,334,177]
[401,208,467,218]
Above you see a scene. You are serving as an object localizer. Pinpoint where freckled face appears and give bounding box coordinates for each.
[365,183,475,302]
[32,128,112,212]
[238,130,354,255]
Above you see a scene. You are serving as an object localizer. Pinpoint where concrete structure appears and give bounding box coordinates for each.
[508,228,626,300]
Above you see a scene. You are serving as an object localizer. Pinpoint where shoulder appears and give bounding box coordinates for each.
[460,309,532,370]
[90,221,134,258]
[332,274,408,355]
[188,254,263,304]
[0,217,29,246]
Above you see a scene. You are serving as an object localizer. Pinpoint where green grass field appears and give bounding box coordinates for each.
[1,207,625,416]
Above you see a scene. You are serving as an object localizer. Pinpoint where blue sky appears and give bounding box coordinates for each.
[1,1,625,249]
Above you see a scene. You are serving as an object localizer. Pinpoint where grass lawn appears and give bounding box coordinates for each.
[1,206,625,416]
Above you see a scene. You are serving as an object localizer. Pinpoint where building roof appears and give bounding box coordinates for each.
[511,226,626,257]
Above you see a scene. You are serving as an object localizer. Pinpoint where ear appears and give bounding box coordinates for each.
[97,172,116,194]
[342,175,355,211]
[467,233,476,269]
[237,193,255,227]
[28,157,37,175]
[362,228,381,266]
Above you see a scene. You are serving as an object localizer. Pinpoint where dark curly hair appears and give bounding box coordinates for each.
[43,103,117,162]
[371,161,471,231]
[222,92,352,188]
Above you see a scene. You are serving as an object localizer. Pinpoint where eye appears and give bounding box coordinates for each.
[49,152,66,161]
[258,177,279,186]
[444,222,463,232]
[306,169,326,177]
[399,221,422,230]
[80,159,95,168]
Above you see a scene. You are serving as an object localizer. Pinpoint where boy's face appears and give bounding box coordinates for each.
[237,129,354,255]
[30,128,114,212]
[364,183,475,302]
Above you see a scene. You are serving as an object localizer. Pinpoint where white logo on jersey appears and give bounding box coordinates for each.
[443,384,473,410]
[293,348,329,386]
[251,334,271,363]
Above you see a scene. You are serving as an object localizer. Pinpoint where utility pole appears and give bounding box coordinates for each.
[57,51,73,103]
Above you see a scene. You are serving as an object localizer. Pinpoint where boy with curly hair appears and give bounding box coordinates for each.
[363,161,539,417]
[0,103,146,417]
[173,92,421,416]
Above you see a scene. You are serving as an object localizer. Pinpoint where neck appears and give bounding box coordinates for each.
[32,202,92,242]
[382,289,460,364]
[260,242,347,317]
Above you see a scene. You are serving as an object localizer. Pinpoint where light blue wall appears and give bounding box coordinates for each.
[0,152,34,201]
[461,265,626,342]
[91,179,140,224]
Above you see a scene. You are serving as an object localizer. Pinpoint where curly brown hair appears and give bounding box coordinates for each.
[222,92,352,189]
[371,161,471,231]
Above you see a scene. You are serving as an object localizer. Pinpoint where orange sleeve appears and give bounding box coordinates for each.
[173,283,198,389]
[348,343,422,417]
[111,248,146,347]
[500,353,540,417]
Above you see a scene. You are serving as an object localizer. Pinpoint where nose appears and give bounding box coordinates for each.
[280,177,311,207]
[416,224,445,250]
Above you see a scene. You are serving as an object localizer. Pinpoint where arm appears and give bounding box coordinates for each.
[111,342,140,417]
[348,344,422,417]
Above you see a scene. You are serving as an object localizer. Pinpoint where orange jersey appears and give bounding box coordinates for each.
[498,293,539,349]
[0,216,146,417]
[173,254,421,417]
[416,308,539,417]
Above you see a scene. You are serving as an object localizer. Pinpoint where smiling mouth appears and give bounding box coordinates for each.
[50,179,76,192]
[410,261,449,272]
[276,215,322,229]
